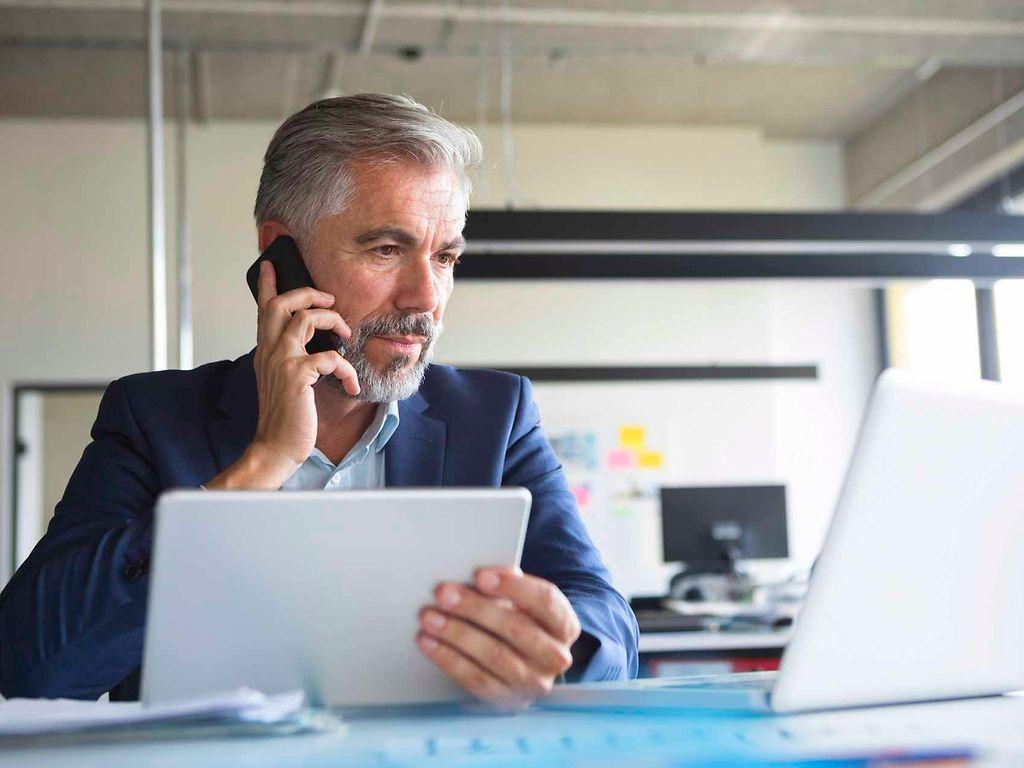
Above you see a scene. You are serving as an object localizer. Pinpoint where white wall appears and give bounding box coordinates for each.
[0,117,870,587]
[767,283,878,566]
[469,125,843,211]
[442,280,876,595]
[1,121,158,580]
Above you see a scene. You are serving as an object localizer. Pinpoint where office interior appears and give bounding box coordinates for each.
[3,0,1024,762]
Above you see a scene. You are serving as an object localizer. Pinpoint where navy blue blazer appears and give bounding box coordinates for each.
[0,352,638,699]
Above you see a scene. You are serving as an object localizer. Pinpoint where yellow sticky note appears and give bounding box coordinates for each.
[619,425,645,449]
[638,450,663,469]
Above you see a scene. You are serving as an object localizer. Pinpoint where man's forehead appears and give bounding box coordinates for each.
[350,161,465,211]
[312,160,467,245]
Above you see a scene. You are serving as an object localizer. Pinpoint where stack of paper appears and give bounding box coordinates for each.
[0,688,341,743]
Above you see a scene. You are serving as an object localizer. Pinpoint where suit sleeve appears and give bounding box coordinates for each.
[502,375,639,682]
[0,379,157,699]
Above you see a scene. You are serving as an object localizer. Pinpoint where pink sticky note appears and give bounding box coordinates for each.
[607,448,634,469]
[570,485,591,509]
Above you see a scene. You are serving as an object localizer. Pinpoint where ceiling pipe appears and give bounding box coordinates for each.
[498,0,516,210]
[192,47,212,122]
[175,45,193,370]
[5,0,1024,39]
[855,85,1024,209]
[146,0,168,372]
[318,51,346,98]
[358,0,384,56]
[280,53,301,117]
[4,32,1021,70]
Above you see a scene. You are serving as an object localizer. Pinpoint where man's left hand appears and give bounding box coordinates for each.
[417,567,581,710]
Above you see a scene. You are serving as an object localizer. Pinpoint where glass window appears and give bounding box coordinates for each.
[994,279,1024,386]
[886,280,980,380]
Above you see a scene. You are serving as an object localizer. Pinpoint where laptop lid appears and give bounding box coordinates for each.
[141,488,530,707]
[772,370,1024,713]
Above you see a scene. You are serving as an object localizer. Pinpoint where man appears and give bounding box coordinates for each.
[0,94,637,707]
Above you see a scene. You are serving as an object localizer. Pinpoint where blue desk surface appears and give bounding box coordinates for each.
[1,695,1022,767]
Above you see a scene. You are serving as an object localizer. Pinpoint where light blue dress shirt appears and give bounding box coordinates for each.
[279,400,401,491]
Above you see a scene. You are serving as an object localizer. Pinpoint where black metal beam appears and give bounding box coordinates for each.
[456,251,1024,280]
[459,210,1024,280]
[463,365,817,382]
[464,210,1024,244]
[975,287,1002,382]
[873,288,890,374]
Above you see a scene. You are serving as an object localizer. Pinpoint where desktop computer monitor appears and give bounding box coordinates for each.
[660,485,789,575]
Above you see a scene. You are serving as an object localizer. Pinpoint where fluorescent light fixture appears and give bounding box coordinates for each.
[947,243,972,258]
[993,243,1024,258]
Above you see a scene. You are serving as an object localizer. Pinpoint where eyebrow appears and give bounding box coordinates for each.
[353,227,467,252]
[442,235,467,252]
[353,226,418,247]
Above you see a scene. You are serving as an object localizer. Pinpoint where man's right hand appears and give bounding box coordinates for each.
[204,260,358,490]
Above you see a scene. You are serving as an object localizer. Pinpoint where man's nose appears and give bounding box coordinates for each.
[395,256,440,315]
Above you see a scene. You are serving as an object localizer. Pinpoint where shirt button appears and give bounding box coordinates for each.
[329,474,341,485]
[123,563,143,582]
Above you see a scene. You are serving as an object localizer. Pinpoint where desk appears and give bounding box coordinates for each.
[639,630,791,678]
[2,695,1023,767]
[639,631,791,654]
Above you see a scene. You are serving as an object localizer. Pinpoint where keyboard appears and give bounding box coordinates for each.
[632,609,708,632]
[658,671,777,691]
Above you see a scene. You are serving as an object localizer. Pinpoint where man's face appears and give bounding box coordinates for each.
[303,159,466,402]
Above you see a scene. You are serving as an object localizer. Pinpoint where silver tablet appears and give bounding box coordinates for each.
[141,488,531,707]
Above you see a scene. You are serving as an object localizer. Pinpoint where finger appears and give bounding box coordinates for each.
[256,259,277,309]
[433,584,572,676]
[282,309,351,350]
[271,286,340,316]
[419,609,552,698]
[475,569,581,645]
[416,633,526,710]
[307,350,360,396]
[255,261,277,349]
[260,287,339,348]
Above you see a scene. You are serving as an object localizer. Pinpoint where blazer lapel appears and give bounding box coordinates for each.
[207,350,259,472]
[385,389,447,487]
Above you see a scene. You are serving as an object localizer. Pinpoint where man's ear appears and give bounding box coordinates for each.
[258,220,294,253]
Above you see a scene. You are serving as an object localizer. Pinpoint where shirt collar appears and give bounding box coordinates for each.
[372,399,401,454]
[306,400,401,468]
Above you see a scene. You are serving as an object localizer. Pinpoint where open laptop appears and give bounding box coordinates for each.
[544,370,1024,713]
[142,487,530,707]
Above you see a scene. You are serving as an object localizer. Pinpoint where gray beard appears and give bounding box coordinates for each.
[323,317,443,403]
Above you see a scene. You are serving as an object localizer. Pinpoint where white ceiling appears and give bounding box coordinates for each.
[2,0,1024,139]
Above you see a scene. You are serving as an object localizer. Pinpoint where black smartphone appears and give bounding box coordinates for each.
[246,235,346,357]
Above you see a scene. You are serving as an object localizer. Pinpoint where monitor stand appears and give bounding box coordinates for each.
[667,569,757,604]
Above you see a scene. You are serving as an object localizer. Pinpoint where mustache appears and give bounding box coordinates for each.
[350,313,438,345]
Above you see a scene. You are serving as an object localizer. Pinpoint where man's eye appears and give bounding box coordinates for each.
[375,245,399,257]
[437,252,461,267]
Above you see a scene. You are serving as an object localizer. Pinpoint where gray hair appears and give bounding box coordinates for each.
[254,93,483,249]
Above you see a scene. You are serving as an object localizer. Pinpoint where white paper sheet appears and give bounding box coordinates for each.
[0,688,307,736]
